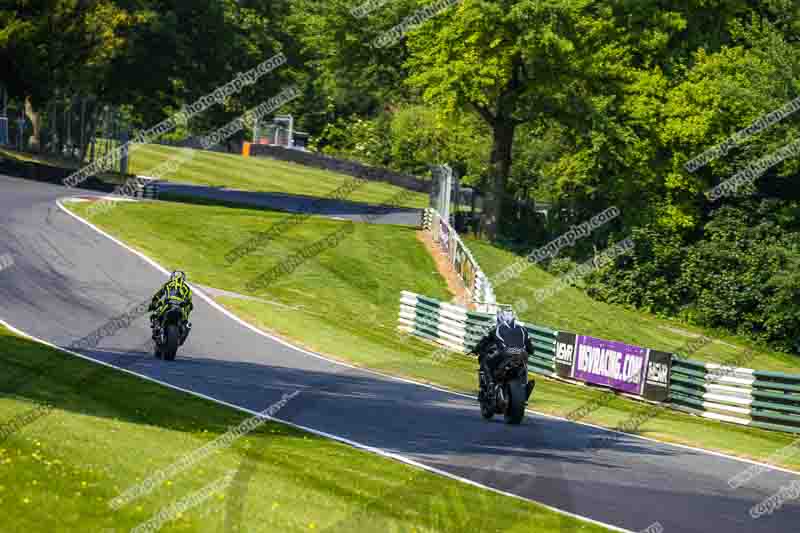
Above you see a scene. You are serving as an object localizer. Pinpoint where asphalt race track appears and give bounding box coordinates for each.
[157,181,422,226]
[1,175,799,532]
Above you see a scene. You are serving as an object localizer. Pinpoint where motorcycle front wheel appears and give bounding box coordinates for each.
[163,324,179,361]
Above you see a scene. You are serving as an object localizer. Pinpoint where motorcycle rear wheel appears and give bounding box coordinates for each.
[504,376,527,425]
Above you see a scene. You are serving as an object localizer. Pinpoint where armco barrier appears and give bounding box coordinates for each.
[421,208,496,311]
[398,291,800,434]
[248,144,430,192]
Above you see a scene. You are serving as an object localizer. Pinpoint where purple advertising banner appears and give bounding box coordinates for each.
[571,335,649,395]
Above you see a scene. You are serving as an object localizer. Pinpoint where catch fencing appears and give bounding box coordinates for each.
[421,209,496,312]
[3,94,130,174]
[398,291,800,434]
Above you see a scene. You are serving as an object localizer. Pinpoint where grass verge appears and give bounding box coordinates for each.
[64,199,800,471]
[0,325,607,532]
[0,144,430,208]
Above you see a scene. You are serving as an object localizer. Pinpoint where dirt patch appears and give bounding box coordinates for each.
[657,325,738,349]
[196,284,303,310]
[416,230,472,309]
[658,325,702,339]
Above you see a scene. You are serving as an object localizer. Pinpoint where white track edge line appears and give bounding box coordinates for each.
[55,198,469,398]
[0,317,632,533]
[55,197,800,480]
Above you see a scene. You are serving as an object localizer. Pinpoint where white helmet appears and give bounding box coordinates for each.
[496,306,516,327]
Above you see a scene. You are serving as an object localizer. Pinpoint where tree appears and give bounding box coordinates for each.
[0,1,148,153]
[404,0,642,239]
[285,0,420,138]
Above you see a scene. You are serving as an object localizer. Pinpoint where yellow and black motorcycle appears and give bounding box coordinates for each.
[150,272,192,361]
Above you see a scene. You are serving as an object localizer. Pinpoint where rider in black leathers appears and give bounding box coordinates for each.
[474,307,535,402]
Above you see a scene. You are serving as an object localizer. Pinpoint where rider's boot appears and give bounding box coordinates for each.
[479,369,495,401]
[481,369,497,402]
[180,321,192,345]
[150,315,159,340]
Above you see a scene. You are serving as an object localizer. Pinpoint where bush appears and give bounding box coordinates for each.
[587,199,800,353]
[312,115,391,167]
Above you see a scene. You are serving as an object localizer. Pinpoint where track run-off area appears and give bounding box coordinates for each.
[1,175,799,533]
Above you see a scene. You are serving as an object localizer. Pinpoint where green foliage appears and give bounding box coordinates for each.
[310,104,490,180]
[312,115,392,166]
[403,0,605,237]
[682,202,800,351]
[589,200,800,353]
[388,105,489,180]
[509,120,564,202]
[285,0,418,135]
[586,225,688,314]
[5,0,800,353]
[0,0,295,137]
[387,106,439,173]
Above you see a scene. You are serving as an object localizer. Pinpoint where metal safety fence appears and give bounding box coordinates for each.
[421,208,496,312]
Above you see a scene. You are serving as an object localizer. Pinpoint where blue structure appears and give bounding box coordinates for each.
[15,117,26,149]
[0,117,8,146]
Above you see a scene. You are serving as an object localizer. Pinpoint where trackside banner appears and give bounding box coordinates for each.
[554,332,577,379]
[642,350,672,402]
[554,332,650,395]
[572,335,648,395]
[554,332,673,400]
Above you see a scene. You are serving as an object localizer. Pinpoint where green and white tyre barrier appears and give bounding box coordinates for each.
[671,359,800,434]
[398,291,472,352]
[134,176,160,199]
[398,291,557,377]
[421,209,433,230]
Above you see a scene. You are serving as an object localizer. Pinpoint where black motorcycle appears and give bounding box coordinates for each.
[151,299,190,361]
[476,345,533,424]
